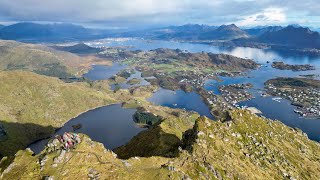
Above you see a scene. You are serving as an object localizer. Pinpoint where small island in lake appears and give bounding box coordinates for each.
[271,61,316,71]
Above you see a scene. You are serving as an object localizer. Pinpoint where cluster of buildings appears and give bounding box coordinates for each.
[178,72,218,88]
[218,84,253,105]
[266,84,320,118]
[202,90,233,110]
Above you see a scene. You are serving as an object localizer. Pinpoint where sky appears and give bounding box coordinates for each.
[0,0,319,29]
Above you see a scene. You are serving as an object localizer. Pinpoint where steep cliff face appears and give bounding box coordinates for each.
[2,109,320,180]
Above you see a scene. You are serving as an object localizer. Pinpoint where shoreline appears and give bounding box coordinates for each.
[26,102,121,151]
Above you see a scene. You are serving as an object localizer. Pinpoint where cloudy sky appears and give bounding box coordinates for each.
[0,0,319,28]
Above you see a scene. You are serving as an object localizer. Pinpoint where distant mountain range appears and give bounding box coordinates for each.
[257,25,320,48]
[121,24,218,40]
[198,24,249,40]
[0,22,109,42]
[0,22,320,49]
[123,24,248,41]
[244,26,283,36]
[132,24,320,49]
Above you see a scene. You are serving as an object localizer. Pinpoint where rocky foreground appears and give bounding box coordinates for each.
[1,109,320,180]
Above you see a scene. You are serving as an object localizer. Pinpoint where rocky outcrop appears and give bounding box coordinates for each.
[1,110,320,179]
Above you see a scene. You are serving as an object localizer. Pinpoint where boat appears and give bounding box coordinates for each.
[272,97,281,103]
[240,105,248,109]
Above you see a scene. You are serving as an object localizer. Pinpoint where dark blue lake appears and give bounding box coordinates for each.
[148,89,215,120]
[83,63,127,80]
[29,104,145,153]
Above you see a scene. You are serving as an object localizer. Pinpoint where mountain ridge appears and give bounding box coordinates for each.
[119,24,320,49]
[1,109,320,179]
[0,22,107,42]
[198,24,249,40]
[244,26,283,36]
[258,25,320,48]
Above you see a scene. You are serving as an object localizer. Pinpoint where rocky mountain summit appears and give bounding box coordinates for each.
[1,109,319,179]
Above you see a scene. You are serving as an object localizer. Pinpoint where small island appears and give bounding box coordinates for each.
[265,77,320,118]
[133,111,162,127]
[271,61,316,71]
[299,74,320,79]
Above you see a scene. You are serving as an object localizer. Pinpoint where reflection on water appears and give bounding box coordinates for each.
[204,65,320,141]
[86,38,320,142]
[111,70,150,90]
[89,39,320,67]
[149,89,214,120]
[83,63,127,81]
[205,66,319,96]
[29,104,145,153]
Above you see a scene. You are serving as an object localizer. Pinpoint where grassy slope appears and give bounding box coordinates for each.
[173,111,320,179]
[0,40,111,77]
[0,71,116,156]
[2,109,319,179]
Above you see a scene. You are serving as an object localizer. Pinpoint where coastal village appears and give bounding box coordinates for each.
[98,47,320,120]
[265,79,320,118]
[218,83,253,105]
[102,47,279,117]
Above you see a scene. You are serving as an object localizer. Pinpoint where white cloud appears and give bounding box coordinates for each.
[0,0,182,21]
[236,8,286,26]
[0,0,318,27]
